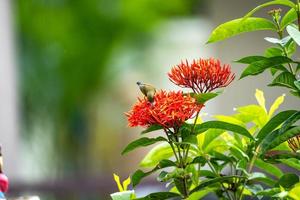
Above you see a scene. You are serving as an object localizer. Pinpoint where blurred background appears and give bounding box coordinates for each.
[0,0,299,199]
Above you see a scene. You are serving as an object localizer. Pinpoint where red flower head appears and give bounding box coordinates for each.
[168,58,235,93]
[126,90,203,129]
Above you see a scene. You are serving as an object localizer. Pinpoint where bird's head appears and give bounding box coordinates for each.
[136,81,142,86]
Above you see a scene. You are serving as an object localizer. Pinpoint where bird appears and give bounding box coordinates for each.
[136,81,156,103]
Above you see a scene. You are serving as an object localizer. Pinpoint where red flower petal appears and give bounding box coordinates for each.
[126,90,203,129]
[168,58,235,93]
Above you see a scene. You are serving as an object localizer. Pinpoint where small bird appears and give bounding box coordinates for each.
[136,81,156,103]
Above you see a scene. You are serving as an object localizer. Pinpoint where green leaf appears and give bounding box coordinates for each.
[294,80,300,90]
[111,191,135,200]
[261,126,300,153]
[255,159,283,178]
[248,172,277,187]
[256,110,297,144]
[235,105,268,127]
[194,121,254,139]
[141,125,163,134]
[207,17,276,43]
[134,192,181,200]
[281,8,297,29]
[235,56,266,64]
[140,142,173,167]
[186,189,214,200]
[269,71,297,89]
[268,93,286,117]
[256,188,281,196]
[240,56,293,79]
[122,136,167,155]
[183,134,198,145]
[265,47,283,57]
[255,89,266,112]
[278,173,299,189]
[132,159,176,187]
[279,111,300,133]
[190,176,246,194]
[280,158,300,170]
[190,156,206,165]
[190,92,219,104]
[230,146,249,161]
[287,25,300,46]
[264,36,292,46]
[244,0,296,19]
[202,129,226,150]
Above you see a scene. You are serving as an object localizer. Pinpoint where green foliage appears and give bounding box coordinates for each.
[122,137,167,155]
[240,56,293,79]
[208,0,300,98]
[134,192,181,200]
[121,0,300,198]
[243,0,296,19]
[194,121,254,139]
[287,25,300,45]
[207,18,276,43]
[261,126,300,154]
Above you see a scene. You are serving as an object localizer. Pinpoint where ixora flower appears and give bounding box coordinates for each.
[126,90,203,129]
[168,58,235,93]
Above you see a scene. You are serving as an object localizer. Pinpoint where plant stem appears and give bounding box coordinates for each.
[164,129,180,164]
[273,12,295,74]
[207,159,234,200]
[238,146,260,200]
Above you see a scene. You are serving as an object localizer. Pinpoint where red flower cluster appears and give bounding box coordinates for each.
[168,58,235,93]
[126,90,203,129]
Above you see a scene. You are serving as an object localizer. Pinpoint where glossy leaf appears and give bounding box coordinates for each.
[240,56,293,79]
[279,111,300,134]
[281,8,297,29]
[268,93,286,117]
[190,92,219,104]
[265,47,283,57]
[255,89,266,112]
[244,0,295,19]
[235,105,268,127]
[261,126,300,153]
[202,129,226,150]
[278,173,299,189]
[190,176,246,194]
[256,110,297,144]
[264,36,291,46]
[134,192,181,200]
[295,80,300,90]
[269,71,297,89]
[187,189,214,200]
[140,143,173,167]
[111,191,135,200]
[248,172,277,186]
[287,25,300,46]
[207,17,276,43]
[132,159,176,187]
[194,121,254,139]
[280,158,300,170]
[235,56,266,64]
[122,136,167,155]
[141,125,163,134]
[255,159,283,178]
